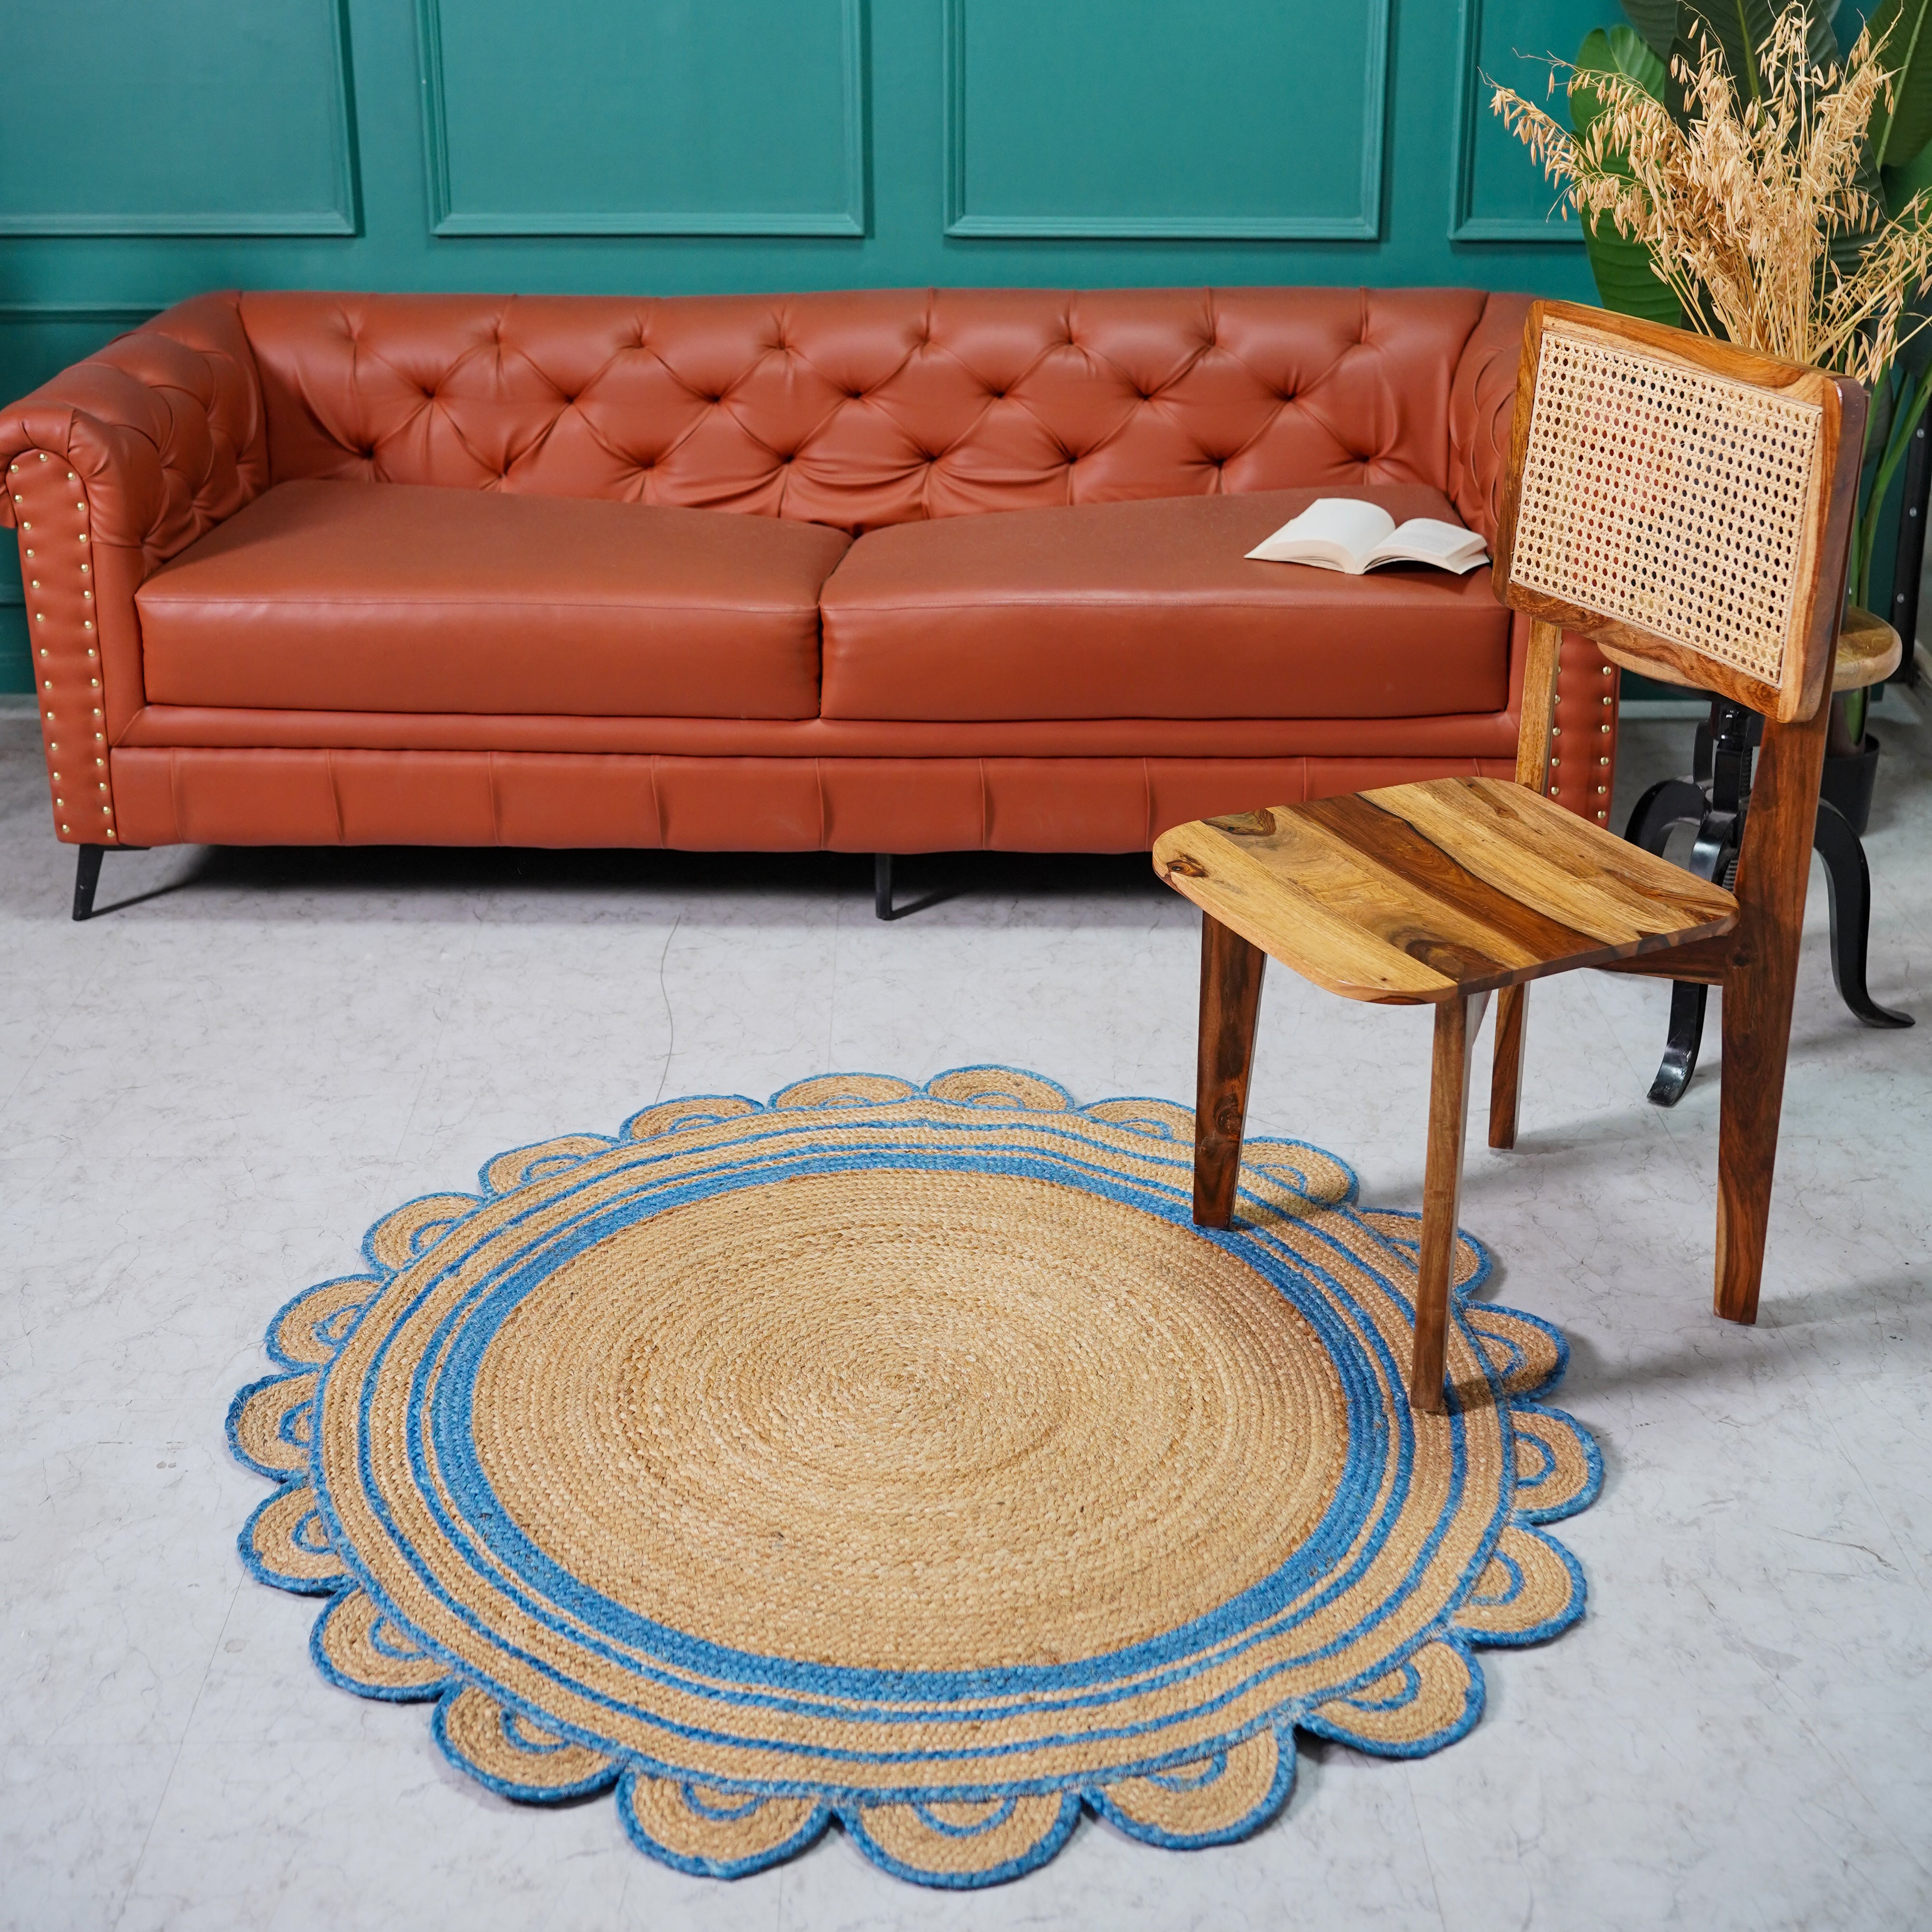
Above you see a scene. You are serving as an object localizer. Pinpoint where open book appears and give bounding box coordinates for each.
[1246,498,1489,576]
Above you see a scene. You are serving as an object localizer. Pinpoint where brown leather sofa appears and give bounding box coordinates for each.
[1,286,1617,894]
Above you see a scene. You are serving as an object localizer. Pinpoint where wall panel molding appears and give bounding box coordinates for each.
[0,304,165,327]
[418,0,867,237]
[943,0,1389,240]
[1450,0,1587,242]
[0,0,358,238]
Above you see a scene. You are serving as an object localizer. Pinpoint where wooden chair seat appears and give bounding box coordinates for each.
[1153,776,1738,1006]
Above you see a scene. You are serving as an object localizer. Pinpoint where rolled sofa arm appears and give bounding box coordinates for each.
[1447,290,1533,545]
[0,291,266,846]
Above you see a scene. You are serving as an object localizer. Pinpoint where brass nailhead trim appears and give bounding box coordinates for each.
[17,455,109,836]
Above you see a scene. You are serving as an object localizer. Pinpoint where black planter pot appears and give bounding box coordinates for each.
[1819,731,1881,836]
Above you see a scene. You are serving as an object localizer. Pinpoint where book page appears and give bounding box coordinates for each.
[1246,498,1396,570]
[1368,518,1489,574]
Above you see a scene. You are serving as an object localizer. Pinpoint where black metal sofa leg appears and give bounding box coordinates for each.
[874,854,894,921]
[72,844,105,922]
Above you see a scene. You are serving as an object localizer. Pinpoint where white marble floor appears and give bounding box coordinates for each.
[3,691,1929,1932]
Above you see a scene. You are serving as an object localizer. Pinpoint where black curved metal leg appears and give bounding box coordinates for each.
[1629,702,1753,1106]
[1648,980,1710,1107]
[1623,777,1711,854]
[1643,796,1735,1106]
[1813,800,1913,1028]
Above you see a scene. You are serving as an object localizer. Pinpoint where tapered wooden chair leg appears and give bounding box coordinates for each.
[1193,913,1266,1229]
[1714,704,1830,1322]
[1489,983,1528,1150]
[1414,990,1489,1413]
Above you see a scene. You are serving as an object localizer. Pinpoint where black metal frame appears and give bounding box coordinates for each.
[1886,413,1929,686]
[1623,698,1912,1105]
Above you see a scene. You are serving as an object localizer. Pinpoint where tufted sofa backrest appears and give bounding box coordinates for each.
[235,287,1499,533]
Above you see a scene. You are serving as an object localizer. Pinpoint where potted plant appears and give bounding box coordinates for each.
[1491,1,1932,828]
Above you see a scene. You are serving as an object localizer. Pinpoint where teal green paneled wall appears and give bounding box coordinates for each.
[0,0,1598,691]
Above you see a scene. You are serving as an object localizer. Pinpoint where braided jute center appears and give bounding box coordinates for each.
[469,1167,1349,1673]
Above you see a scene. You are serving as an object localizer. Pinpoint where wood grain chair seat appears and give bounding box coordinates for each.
[1157,780,1736,1008]
[1157,301,1867,1413]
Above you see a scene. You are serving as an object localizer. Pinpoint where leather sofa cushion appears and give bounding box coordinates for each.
[818,488,1510,722]
[136,479,851,717]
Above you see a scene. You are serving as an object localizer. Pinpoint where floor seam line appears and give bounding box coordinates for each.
[108,1580,243,1931]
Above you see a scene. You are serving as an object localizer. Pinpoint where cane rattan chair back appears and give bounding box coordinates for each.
[1493,303,1865,725]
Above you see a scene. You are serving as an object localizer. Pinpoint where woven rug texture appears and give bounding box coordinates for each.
[228,1065,1600,1889]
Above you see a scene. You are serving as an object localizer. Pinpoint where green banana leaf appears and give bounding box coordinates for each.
[1867,0,1932,171]
[1884,128,1932,219]
[1589,23,1672,100]
[1619,0,1680,59]
[1574,27,1687,325]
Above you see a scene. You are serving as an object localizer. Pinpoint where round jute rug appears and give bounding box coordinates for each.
[229,1065,1599,1889]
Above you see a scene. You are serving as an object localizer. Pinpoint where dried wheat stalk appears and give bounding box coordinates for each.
[1491,6,1932,384]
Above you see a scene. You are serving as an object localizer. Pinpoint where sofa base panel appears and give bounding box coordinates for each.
[108,749,1518,854]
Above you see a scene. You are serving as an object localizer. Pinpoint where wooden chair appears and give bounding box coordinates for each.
[1153,301,1867,1412]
